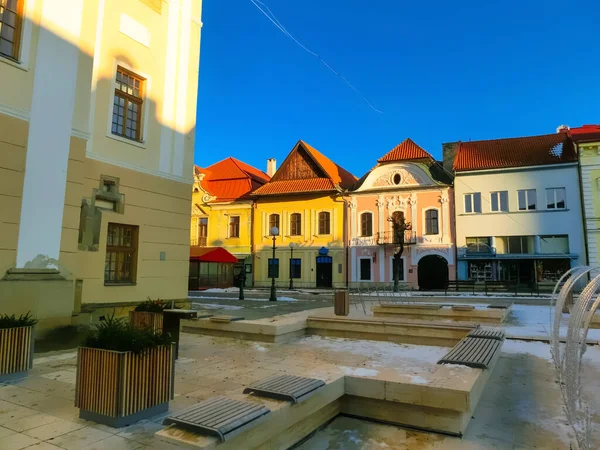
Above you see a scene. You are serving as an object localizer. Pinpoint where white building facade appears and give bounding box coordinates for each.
[449,133,585,290]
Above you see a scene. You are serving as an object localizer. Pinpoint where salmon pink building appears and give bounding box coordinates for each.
[348,139,456,289]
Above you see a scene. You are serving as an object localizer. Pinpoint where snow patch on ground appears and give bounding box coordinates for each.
[408,375,429,384]
[504,304,600,341]
[342,429,363,444]
[297,336,448,364]
[192,302,244,311]
[502,339,553,360]
[340,366,379,377]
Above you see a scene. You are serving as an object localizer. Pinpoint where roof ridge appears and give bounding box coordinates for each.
[462,132,564,145]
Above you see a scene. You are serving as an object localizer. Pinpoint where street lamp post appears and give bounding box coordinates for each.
[289,242,295,290]
[269,226,279,301]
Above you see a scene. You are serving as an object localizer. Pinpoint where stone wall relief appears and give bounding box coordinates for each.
[372,168,420,187]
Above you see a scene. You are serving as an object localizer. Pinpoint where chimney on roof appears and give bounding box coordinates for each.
[267,158,277,177]
[441,142,460,174]
[557,124,570,134]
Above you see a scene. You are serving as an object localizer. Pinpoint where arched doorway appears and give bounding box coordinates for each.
[418,255,449,290]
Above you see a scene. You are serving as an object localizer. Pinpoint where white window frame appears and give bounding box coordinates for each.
[464,193,481,214]
[517,189,537,211]
[389,255,407,282]
[358,256,373,282]
[546,187,566,210]
[105,60,152,148]
[422,207,441,235]
[490,191,509,213]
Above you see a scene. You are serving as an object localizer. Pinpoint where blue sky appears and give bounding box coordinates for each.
[194,0,599,177]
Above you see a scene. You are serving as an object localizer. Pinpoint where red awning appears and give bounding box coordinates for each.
[190,247,238,263]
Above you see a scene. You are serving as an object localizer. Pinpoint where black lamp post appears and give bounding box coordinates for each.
[269,226,279,301]
[289,242,295,290]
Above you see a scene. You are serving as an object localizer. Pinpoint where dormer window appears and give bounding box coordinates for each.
[393,173,402,185]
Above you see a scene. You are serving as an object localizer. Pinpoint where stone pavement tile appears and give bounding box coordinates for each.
[40,370,77,385]
[0,425,16,438]
[0,432,40,450]
[80,435,144,450]
[0,386,53,408]
[23,443,64,450]
[48,427,113,450]
[24,418,86,440]
[173,379,204,396]
[200,380,244,397]
[177,375,222,389]
[3,412,60,432]
[116,420,164,445]
[28,397,80,421]
[0,400,38,422]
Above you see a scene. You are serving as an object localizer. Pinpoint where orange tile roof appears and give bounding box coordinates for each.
[252,140,356,196]
[195,157,270,201]
[377,138,433,163]
[252,178,336,196]
[453,133,577,172]
[300,140,357,188]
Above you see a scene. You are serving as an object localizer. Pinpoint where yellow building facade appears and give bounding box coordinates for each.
[190,158,270,288]
[0,0,202,331]
[252,141,356,289]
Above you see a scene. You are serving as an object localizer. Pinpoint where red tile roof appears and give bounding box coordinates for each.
[569,124,600,143]
[195,157,270,202]
[453,133,577,172]
[377,138,433,163]
[252,178,336,196]
[252,140,356,196]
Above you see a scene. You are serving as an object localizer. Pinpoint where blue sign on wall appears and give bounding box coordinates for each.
[318,246,329,256]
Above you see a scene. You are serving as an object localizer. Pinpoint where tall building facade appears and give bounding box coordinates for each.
[0,0,202,330]
[448,132,585,289]
[252,140,356,289]
[348,139,455,289]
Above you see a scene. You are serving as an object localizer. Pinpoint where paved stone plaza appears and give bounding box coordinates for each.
[0,323,599,449]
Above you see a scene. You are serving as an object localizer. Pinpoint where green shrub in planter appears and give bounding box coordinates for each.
[0,312,37,382]
[75,314,175,427]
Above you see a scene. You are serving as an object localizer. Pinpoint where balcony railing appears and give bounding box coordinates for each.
[190,236,207,247]
[376,230,417,246]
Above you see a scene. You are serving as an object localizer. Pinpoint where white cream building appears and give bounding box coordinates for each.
[447,132,585,289]
[0,0,202,330]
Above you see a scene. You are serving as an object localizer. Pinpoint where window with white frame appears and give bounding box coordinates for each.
[360,212,373,237]
[517,189,537,211]
[490,191,508,212]
[464,193,481,214]
[546,188,566,210]
[424,209,439,235]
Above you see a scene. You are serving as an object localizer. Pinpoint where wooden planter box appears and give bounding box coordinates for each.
[0,325,35,382]
[129,311,163,332]
[75,344,174,427]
